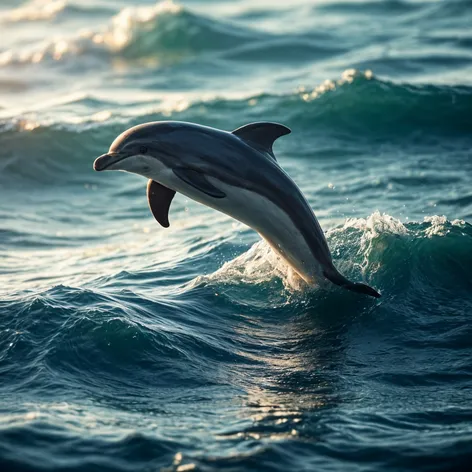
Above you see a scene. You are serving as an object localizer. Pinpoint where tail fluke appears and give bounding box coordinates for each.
[323,269,381,298]
[340,281,381,298]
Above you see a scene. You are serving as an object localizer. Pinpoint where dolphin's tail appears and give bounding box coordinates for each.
[323,268,381,298]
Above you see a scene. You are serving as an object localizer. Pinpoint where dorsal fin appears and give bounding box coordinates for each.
[232,122,291,159]
[147,179,176,228]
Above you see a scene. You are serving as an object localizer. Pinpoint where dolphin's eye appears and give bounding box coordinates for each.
[139,146,148,154]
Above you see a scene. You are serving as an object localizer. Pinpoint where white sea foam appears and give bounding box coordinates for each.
[299,68,374,102]
[0,0,66,23]
[0,0,183,65]
[423,215,466,237]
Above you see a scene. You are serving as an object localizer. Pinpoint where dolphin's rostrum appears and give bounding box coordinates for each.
[94,121,381,298]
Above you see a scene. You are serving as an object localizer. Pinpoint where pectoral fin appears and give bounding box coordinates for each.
[173,168,226,198]
[147,179,176,228]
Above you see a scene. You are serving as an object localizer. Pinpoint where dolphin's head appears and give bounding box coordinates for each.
[93,121,181,176]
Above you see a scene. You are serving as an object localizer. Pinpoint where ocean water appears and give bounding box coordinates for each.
[1,0,472,470]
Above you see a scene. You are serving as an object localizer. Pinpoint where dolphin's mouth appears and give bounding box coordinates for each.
[93,151,132,171]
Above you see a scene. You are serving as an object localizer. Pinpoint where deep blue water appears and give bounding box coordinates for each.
[1,0,472,471]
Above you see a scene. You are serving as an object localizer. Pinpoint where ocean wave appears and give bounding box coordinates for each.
[0,0,260,66]
[1,71,471,179]
[3,213,470,390]
[1,210,471,472]
[329,212,472,297]
[192,212,472,302]
[0,73,471,187]
[287,70,472,139]
[0,284,249,393]
[0,0,67,23]
[0,0,114,25]
[3,213,469,385]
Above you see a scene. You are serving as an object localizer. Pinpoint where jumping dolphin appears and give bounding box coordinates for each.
[93,121,380,298]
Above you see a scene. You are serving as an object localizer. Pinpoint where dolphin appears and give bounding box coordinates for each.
[93,121,380,298]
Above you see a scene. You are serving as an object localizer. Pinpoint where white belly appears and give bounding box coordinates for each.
[212,182,324,285]
[143,163,323,284]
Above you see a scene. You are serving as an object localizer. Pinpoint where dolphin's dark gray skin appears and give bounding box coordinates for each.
[94,121,380,298]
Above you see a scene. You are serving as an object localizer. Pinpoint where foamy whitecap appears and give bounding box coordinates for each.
[98,0,182,52]
[423,215,466,237]
[340,211,409,237]
[299,68,374,102]
[0,0,66,23]
[0,93,193,129]
[0,35,96,66]
[0,1,184,65]
[328,211,408,271]
[0,0,247,66]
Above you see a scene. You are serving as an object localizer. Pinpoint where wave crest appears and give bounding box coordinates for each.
[0,0,256,66]
[291,70,472,138]
[0,0,66,23]
[197,213,472,299]
[1,71,471,185]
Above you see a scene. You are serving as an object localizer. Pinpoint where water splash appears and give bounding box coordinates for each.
[191,213,472,302]
[195,240,308,292]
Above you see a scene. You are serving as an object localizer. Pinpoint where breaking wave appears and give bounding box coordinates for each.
[0,0,260,66]
[194,212,472,301]
[1,70,471,185]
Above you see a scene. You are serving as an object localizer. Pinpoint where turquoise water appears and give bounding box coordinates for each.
[1,0,472,470]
